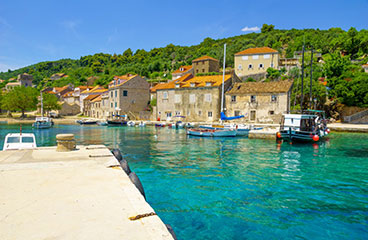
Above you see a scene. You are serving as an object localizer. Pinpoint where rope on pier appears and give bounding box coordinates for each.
[129,212,157,221]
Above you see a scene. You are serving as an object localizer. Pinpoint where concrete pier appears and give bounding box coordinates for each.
[0,145,174,240]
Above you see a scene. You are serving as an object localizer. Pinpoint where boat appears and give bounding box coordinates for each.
[107,119,127,126]
[3,133,37,151]
[127,121,135,127]
[187,128,237,137]
[277,46,329,142]
[278,110,329,142]
[186,122,195,128]
[155,123,166,127]
[78,119,97,125]
[199,123,251,136]
[138,121,146,127]
[97,120,108,126]
[33,117,53,129]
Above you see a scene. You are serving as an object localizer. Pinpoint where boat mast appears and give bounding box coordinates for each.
[221,43,226,113]
[309,47,313,109]
[40,90,44,117]
[300,44,305,113]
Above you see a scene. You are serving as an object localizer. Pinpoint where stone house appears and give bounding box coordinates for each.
[80,85,106,112]
[83,95,99,116]
[156,73,239,122]
[90,92,110,119]
[48,85,74,100]
[5,73,33,90]
[58,102,80,116]
[234,47,279,79]
[172,65,193,80]
[192,56,219,75]
[108,74,150,118]
[225,81,293,123]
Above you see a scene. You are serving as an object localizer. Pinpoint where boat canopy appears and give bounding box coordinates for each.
[220,112,244,121]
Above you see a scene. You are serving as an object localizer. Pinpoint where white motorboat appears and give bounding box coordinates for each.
[3,133,37,151]
[33,117,53,129]
[127,121,135,127]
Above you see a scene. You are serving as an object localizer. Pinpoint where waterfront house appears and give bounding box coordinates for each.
[192,56,220,75]
[48,85,74,100]
[156,73,240,122]
[172,65,193,80]
[234,47,279,79]
[80,85,106,113]
[225,81,293,123]
[5,73,33,90]
[108,74,150,118]
[90,91,110,119]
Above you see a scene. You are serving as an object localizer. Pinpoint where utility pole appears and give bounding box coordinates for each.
[221,43,226,113]
[300,45,305,113]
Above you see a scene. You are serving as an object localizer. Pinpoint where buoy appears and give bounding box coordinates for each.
[313,135,320,142]
[326,129,330,134]
[111,148,123,161]
[165,224,178,240]
[119,159,131,175]
[276,132,281,138]
[129,172,146,199]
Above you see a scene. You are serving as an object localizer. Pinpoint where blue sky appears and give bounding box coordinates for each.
[0,0,367,72]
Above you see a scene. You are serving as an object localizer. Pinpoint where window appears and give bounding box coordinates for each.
[166,112,172,117]
[206,82,212,87]
[163,91,168,99]
[248,64,253,69]
[175,111,181,116]
[115,102,117,107]
[174,94,181,103]
[208,111,212,117]
[271,95,277,102]
[238,64,242,70]
[234,110,240,117]
[250,110,256,121]
[251,95,256,103]
[187,110,190,116]
[202,69,205,72]
[231,95,236,102]
[264,54,270,59]
[115,90,117,98]
[259,63,264,68]
[111,102,113,108]
[269,110,275,115]
[253,55,259,60]
[198,110,202,116]
[196,69,199,73]
[123,90,128,96]
[111,92,113,97]
[21,137,34,143]
[189,94,195,103]
[190,83,195,87]
[242,56,248,60]
[175,84,180,88]
[204,93,212,102]
[271,63,274,68]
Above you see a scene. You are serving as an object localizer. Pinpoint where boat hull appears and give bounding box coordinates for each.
[187,128,236,137]
[107,120,127,126]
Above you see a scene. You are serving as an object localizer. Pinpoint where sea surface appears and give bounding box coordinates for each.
[1,123,368,240]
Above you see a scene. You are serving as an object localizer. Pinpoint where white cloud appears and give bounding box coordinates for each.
[241,26,260,32]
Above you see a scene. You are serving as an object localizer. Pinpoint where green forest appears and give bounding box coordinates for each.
[1,24,368,108]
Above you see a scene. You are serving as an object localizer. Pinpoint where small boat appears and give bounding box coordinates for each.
[155,123,166,127]
[107,119,127,126]
[78,119,97,125]
[199,124,251,136]
[3,133,37,151]
[187,128,237,137]
[127,121,135,127]
[138,121,146,127]
[278,110,329,142]
[186,122,195,128]
[33,117,53,129]
[97,120,108,126]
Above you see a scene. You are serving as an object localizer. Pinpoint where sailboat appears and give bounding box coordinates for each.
[277,46,329,142]
[197,43,251,136]
[33,91,53,129]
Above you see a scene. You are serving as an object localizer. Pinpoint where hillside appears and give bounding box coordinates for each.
[0,24,367,90]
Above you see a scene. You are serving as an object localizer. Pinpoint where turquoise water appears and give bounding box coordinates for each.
[1,124,368,240]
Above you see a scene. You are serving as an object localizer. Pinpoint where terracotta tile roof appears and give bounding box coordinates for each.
[226,81,293,94]
[235,47,278,56]
[81,85,104,94]
[362,64,368,67]
[91,95,102,102]
[150,73,193,92]
[109,74,138,88]
[172,65,193,74]
[155,74,231,91]
[76,86,89,90]
[84,94,99,101]
[6,82,21,86]
[192,55,219,62]
[47,91,57,94]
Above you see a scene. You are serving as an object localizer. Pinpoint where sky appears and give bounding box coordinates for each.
[0,0,367,72]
